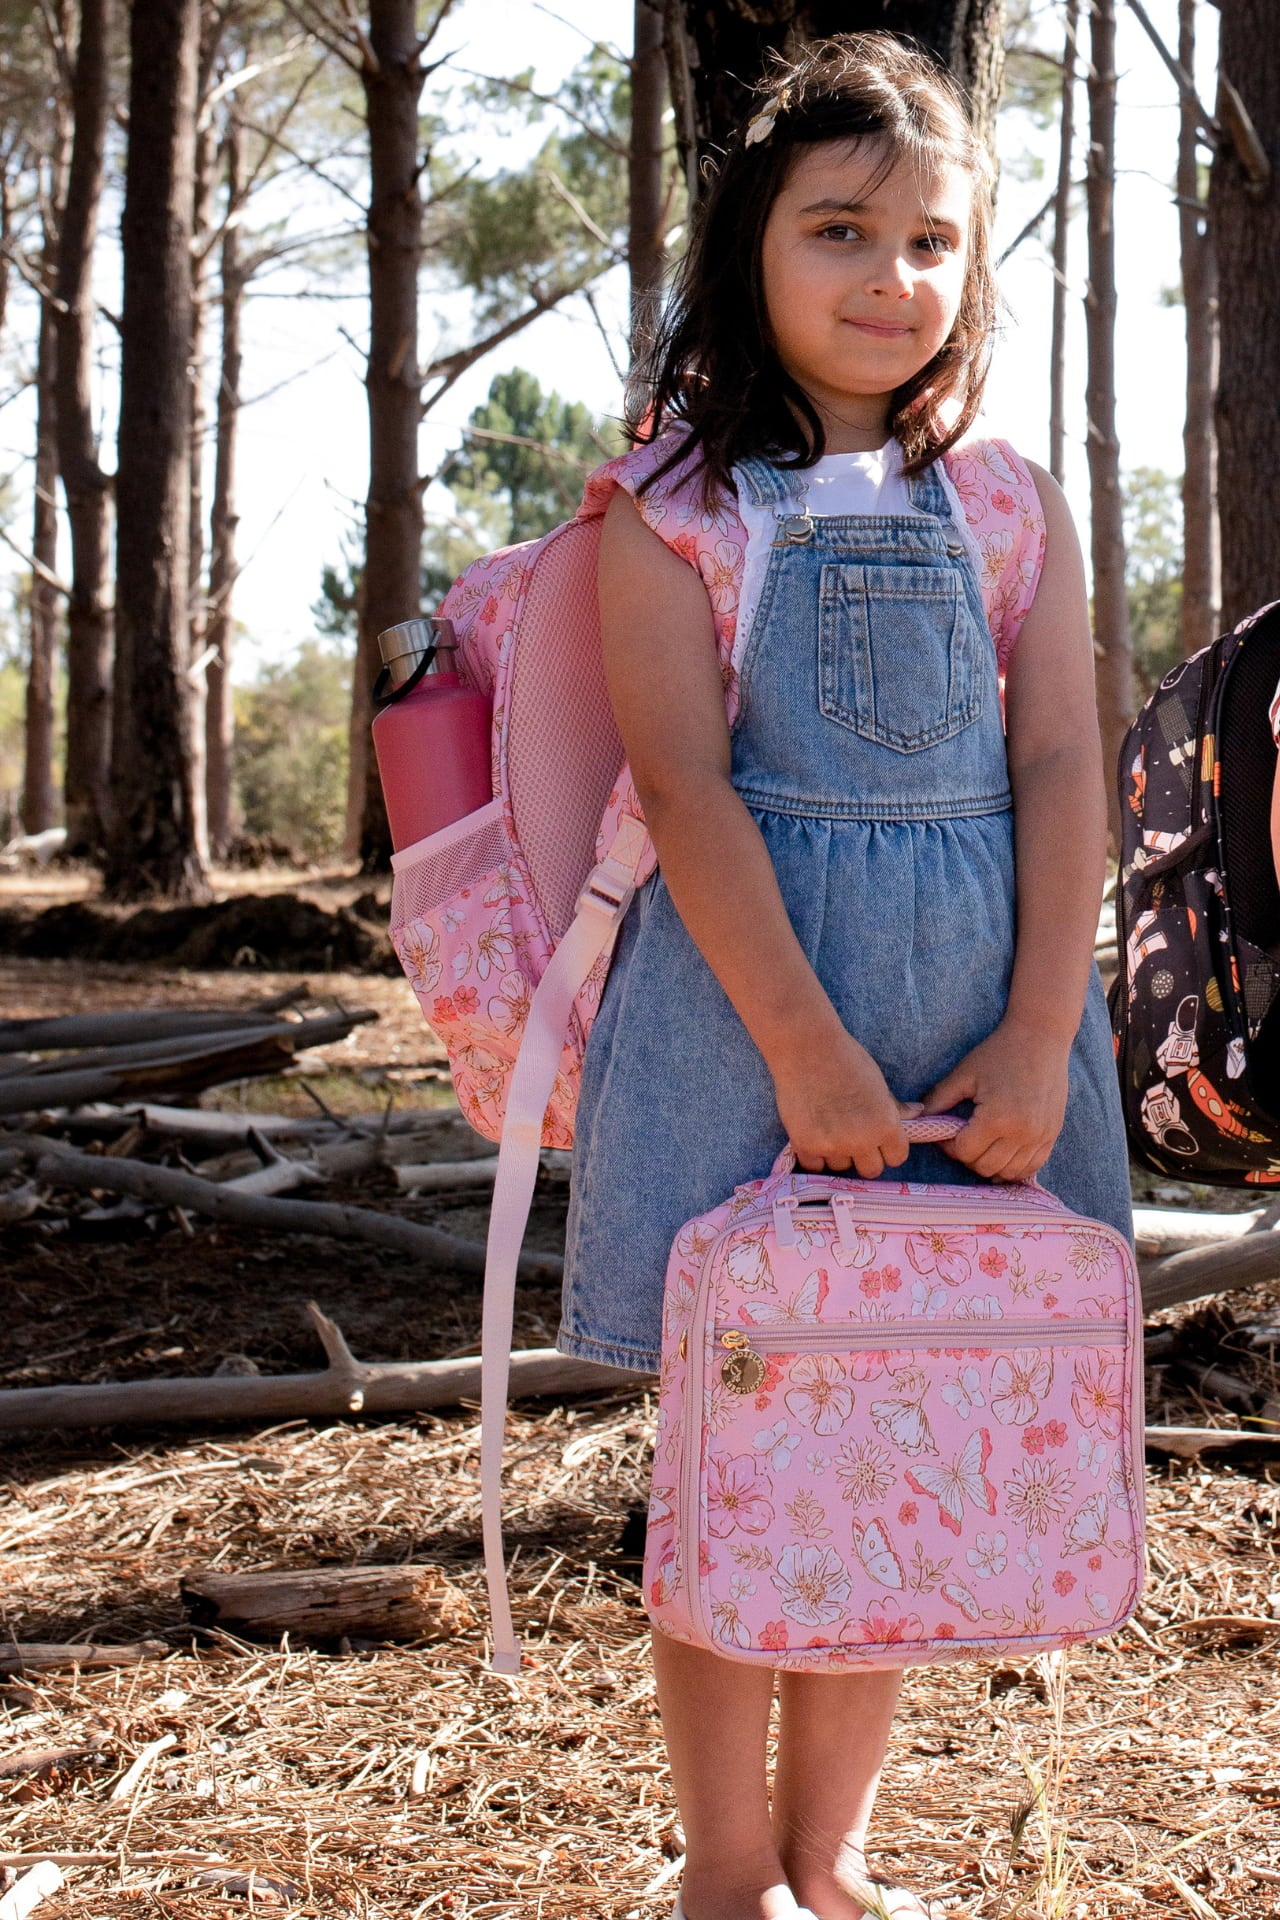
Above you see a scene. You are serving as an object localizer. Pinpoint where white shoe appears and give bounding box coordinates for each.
[671,1899,816,1919]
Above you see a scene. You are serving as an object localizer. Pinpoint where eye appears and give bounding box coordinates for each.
[914,232,955,256]
[819,221,862,242]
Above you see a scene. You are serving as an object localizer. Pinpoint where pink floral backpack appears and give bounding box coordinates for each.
[645,1121,1144,1669]
[385,431,1049,1669]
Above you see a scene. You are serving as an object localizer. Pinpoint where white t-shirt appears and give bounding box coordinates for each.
[730,442,980,675]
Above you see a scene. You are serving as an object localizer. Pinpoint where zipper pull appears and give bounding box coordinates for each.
[719,1329,767,1396]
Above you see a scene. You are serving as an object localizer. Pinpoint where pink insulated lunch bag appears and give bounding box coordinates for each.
[644,1118,1145,1669]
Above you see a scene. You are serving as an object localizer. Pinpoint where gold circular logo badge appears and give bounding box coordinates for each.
[721,1349,767,1395]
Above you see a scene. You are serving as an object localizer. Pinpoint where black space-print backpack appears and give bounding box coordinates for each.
[1109,600,1280,1183]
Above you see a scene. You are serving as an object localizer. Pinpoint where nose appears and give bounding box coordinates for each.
[864,245,914,299]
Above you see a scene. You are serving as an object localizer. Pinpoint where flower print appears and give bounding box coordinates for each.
[1067,1230,1114,1284]
[1002,1460,1075,1537]
[771,1545,853,1626]
[754,1420,800,1472]
[831,1221,885,1270]
[860,1270,882,1298]
[1076,1433,1108,1478]
[880,1264,902,1292]
[785,1488,831,1541]
[979,1247,1008,1277]
[1108,1454,1135,1513]
[1071,1354,1124,1436]
[965,1530,1008,1580]
[724,1225,774,1294]
[935,1620,956,1639]
[710,1600,751,1650]
[990,1350,1052,1427]
[805,1451,829,1477]
[898,1500,919,1526]
[1022,1426,1046,1456]
[487,971,531,1037]
[729,1573,757,1601]
[1088,1553,1103,1572]
[1016,1539,1042,1572]
[452,985,479,1016]
[870,1367,936,1457]
[906,1228,973,1288]
[1063,1491,1109,1556]
[431,995,457,1023]
[834,1438,896,1507]
[990,488,1016,514]
[663,1270,696,1341]
[707,1385,740,1434]
[759,1620,789,1651]
[953,1294,1004,1321]
[1053,1570,1077,1596]
[483,862,522,907]
[440,902,467,933]
[847,1303,892,1380]
[397,921,442,996]
[701,539,741,618]
[1042,1294,1059,1309]
[941,1366,986,1420]
[1044,1420,1068,1449]
[474,917,515,980]
[449,943,474,982]
[840,1598,925,1647]
[706,1455,775,1537]
[911,1280,947,1321]
[784,1354,854,1436]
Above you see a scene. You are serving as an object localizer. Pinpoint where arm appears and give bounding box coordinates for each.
[597,486,917,1177]
[921,463,1107,1179]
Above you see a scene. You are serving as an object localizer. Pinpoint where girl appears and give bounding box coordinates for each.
[561,35,1133,1920]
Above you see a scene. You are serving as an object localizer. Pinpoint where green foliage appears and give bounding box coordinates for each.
[443,366,620,545]
[233,638,351,859]
[437,49,631,324]
[1003,0,1065,130]
[1124,467,1184,696]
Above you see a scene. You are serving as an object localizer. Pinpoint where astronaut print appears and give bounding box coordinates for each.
[1110,601,1280,1183]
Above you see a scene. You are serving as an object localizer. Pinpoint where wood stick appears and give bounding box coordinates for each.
[0,1327,643,1431]
[107,1733,178,1803]
[0,1642,168,1673]
[180,1564,476,1641]
[1144,1424,1280,1458]
[58,1102,461,1145]
[1133,1203,1268,1253]
[0,1864,63,1920]
[395,1156,501,1191]
[5,1137,559,1283]
[0,1855,225,1870]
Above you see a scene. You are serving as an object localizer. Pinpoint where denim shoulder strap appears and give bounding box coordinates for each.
[735,457,796,508]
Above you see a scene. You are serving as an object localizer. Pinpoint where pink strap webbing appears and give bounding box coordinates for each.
[480,816,649,1672]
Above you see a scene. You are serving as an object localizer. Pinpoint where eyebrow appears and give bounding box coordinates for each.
[799,196,962,230]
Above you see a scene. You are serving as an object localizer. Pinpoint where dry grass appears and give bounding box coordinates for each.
[3,1401,1279,1920]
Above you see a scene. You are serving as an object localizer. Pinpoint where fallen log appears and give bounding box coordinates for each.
[1144,1424,1280,1459]
[180,1563,475,1642]
[58,1102,462,1146]
[5,1136,558,1282]
[1140,1228,1280,1313]
[0,988,308,1054]
[0,1306,643,1430]
[1133,1203,1272,1255]
[394,1148,571,1193]
[0,1012,375,1117]
[0,1642,167,1673]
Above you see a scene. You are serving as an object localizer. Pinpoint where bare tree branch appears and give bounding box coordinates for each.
[1124,0,1217,144]
[451,64,627,157]
[421,269,621,415]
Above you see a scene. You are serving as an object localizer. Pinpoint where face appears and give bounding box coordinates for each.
[759,137,972,449]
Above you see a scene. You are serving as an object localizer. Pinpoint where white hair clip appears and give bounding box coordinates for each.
[745,89,788,147]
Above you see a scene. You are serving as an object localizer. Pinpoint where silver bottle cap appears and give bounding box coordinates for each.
[377,616,458,688]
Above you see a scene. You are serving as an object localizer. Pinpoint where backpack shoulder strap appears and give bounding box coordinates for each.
[943,436,1048,674]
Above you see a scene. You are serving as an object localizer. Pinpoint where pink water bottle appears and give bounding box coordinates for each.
[371,616,492,851]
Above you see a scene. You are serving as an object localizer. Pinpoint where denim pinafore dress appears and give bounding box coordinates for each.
[558,456,1133,1374]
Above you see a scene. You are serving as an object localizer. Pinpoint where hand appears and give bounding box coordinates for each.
[772,1027,922,1180]
[919,1018,1070,1183]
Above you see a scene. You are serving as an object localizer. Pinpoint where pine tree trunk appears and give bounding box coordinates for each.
[23,274,60,835]
[629,0,667,360]
[57,0,113,861]
[1084,0,1133,850]
[668,0,1005,181]
[1177,0,1218,655]
[1048,0,1079,487]
[105,0,207,902]
[1209,0,1276,632]
[206,120,243,863]
[187,92,218,869]
[348,0,426,871]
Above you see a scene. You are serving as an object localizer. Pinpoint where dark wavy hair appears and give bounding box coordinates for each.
[631,34,997,500]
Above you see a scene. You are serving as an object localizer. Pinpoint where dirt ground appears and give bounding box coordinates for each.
[2,944,1280,1919]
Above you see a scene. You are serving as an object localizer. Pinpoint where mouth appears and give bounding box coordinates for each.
[844,319,915,337]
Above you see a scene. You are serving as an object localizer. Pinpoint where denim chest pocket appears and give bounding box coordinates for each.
[818,562,984,753]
